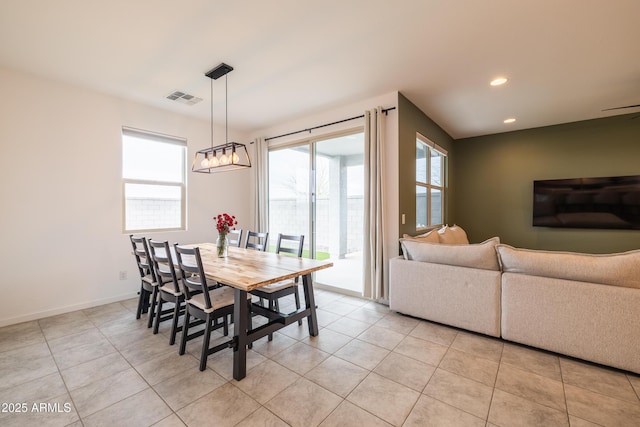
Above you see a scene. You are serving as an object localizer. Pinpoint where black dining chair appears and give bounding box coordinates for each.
[148,240,186,345]
[244,231,269,252]
[227,229,243,248]
[250,233,305,341]
[130,235,159,326]
[174,244,252,371]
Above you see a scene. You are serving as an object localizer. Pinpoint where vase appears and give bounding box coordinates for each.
[216,234,229,257]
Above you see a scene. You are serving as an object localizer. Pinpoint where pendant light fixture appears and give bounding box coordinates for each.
[192,63,251,173]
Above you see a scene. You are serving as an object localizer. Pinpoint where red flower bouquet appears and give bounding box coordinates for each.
[215,213,237,237]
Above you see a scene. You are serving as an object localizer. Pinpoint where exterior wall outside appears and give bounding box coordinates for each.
[269,197,364,255]
[125,198,181,231]
[416,193,442,229]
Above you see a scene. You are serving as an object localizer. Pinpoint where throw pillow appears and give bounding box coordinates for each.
[496,244,640,289]
[399,237,500,270]
[438,225,469,244]
[402,229,439,243]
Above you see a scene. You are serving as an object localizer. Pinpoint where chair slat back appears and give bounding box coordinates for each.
[227,229,243,247]
[130,235,156,282]
[148,240,180,294]
[276,233,304,257]
[276,233,304,283]
[174,244,212,309]
[245,231,269,252]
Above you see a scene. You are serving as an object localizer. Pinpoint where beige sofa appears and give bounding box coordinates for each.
[389,239,640,374]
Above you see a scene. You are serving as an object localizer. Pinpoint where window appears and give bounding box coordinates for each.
[416,133,447,230]
[122,128,186,232]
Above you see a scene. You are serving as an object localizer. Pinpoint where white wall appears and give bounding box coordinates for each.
[0,67,251,326]
[248,92,399,299]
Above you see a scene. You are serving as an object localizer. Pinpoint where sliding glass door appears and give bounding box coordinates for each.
[268,131,364,294]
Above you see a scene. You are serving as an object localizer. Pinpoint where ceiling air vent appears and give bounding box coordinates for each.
[166,90,203,105]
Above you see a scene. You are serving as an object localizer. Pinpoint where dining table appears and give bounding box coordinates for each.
[190,243,333,380]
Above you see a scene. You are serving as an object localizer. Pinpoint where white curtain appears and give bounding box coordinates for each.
[252,137,269,233]
[363,107,386,302]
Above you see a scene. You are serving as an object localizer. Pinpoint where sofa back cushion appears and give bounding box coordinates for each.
[400,237,500,270]
[496,244,640,289]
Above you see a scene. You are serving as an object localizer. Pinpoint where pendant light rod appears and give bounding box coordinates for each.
[205,62,233,148]
[225,73,228,144]
[210,77,214,149]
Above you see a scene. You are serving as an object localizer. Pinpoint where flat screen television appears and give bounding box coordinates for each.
[533,175,640,229]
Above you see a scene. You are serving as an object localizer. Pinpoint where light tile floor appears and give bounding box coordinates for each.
[1,289,639,426]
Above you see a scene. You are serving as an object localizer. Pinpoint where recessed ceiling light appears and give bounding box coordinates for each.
[504,118,516,124]
[490,77,508,86]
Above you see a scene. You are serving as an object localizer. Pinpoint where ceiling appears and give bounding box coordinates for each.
[1,0,639,139]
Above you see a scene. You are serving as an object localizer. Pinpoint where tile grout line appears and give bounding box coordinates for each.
[265,307,391,426]
[557,355,572,427]
[483,339,505,425]
[83,302,185,425]
[36,317,82,426]
[424,330,495,423]
[396,321,430,426]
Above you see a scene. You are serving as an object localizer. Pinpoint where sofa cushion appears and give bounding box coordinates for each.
[496,244,640,289]
[437,225,469,244]
[400,237,500,270]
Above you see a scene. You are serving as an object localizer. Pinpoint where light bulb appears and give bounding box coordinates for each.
[200,157,210,168]
[210,155,219,167]
[490,77,508,86]
[231,152,239,164]
[220,153,229,165]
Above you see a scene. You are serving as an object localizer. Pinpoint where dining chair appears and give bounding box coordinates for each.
[227,229,243,248]
[130,235,158,326]
[250,233,304,341]
[174,244,252,371]
[244,231,269,251]
[148,239,186,345]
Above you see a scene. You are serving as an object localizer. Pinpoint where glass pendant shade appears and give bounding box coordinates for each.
[192,142,251,173]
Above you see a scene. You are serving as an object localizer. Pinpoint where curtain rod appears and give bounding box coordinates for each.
[265,106,396,141]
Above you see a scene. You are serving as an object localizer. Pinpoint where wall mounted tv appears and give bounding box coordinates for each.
[533,175,640,229]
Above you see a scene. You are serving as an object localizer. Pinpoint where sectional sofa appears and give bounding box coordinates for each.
[389,231,640,374]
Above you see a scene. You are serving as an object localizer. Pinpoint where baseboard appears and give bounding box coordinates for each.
[0,292,139,328]
[314,283,364,298]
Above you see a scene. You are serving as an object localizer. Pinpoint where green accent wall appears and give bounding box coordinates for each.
[398,93,455,237]
[453,113,640,253]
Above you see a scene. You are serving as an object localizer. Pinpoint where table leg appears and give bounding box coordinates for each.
[233,288,248,380]
[302,273,319,336]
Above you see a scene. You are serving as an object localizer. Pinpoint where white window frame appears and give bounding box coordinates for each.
[416,133,447,231]
[122,127,187,233]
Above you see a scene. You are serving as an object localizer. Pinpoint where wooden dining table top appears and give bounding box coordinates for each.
[188,243,333,292]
